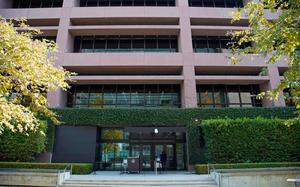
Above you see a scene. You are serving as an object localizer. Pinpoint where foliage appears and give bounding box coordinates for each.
[0,162,93,174]
[198,118,300,164]
[229,0,300,110]
[0,18,72,134]
[46,107,297,162]
[195,162,300,174]
[52,107,296,126]
[0,121,47,161]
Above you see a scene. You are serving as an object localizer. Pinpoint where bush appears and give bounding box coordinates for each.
[52,107,296,126]
[0,162,93,174]
[195,162,300,174]
[0,121,47,162]
[199,118,300,163]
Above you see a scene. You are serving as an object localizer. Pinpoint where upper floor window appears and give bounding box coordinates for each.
[74,35,178,53]
[192,36,251,53]
[13,0,63,8]
[79,0,175,7]
[67,84,181,108]
[197,84,262,108]
[189,0,243,8]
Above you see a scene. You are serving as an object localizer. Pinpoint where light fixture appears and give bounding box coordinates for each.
[154,128,159,134]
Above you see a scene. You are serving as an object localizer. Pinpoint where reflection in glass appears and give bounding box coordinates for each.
[176,143,185,170]
[101,143,129,170]
[102,129,125,140]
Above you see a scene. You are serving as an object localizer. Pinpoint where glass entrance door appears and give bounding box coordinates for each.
[142,144,151,170]
[155,144,176,170]
[130,144,152,170]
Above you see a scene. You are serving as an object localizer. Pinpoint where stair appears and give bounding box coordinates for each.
[61,178,218,187]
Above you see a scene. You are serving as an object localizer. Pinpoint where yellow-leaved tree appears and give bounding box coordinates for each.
[0,18,72,134]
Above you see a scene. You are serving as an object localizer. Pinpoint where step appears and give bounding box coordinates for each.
[61,179,218,187]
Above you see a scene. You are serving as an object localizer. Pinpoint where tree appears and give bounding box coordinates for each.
[229,0,300,111]
[0,18,72,134]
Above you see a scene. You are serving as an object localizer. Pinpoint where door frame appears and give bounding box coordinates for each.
[130,143,177,171]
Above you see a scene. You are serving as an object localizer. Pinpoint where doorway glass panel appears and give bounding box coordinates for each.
[176,143,185,170]
[142,145,151,169]
[166,144,175,169]
[131,145,140,157]
[155,145,163,161]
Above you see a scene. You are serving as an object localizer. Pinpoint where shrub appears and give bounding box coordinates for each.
[195,162,300,174]
[0,121,47,162]
[52,107,296,126]
[199,118,300,163]
[0,162,93,174]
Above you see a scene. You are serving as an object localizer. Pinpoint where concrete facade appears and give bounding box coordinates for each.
[0,0,288,108]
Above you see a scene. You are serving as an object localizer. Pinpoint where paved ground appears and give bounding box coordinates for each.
[70,171,211,181]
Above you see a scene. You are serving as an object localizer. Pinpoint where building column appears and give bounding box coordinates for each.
[47,5,71,108]
[179,0,198,108]
[260,65,286,107]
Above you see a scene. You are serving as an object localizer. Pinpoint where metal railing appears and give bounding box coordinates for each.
[56,164,72,187]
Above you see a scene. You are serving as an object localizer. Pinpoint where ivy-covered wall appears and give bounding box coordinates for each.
[48,107,297,164]
[52,107,296,126]
[199,118,300,164]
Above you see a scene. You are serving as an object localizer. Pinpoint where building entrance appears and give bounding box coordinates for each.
[98,127,186,171]
[130,143,176,170]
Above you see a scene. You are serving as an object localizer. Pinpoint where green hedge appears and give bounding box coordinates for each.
[0,162,93,174]
[198,118,300,164]
[52,107,296,126]
[0,121,47,162]
[195,162,300,174]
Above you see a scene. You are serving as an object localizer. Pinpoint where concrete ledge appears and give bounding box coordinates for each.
[0,169,70,187]
[211,167,300,187]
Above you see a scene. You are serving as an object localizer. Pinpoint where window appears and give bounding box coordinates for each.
[68,84,181,108]
[207,37,221,53]
[13,0,63,8]
[197,85,261,107]
[193,36,248,53]
[199,85,214,107]
[79,0,175,6]
[193,37,208,53]
[116,85,131,107]
[74,35,178,53]
[103,85,117,107]
[189,0,243,8]
[81,36,94,53]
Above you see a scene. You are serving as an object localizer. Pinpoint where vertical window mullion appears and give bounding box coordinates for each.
[105,36,108,51]
[206,36,209,53]
[218,36,222,53]
[169,36,171,52]
[92,36,96,52]
[212,85,215,107]
[79,36,83,52]
[225,85,229,107]
[238,85,242,107]
[88,85,91,107]
[73,85,77,107]
[130,36,133,51]
[118,35,121,50]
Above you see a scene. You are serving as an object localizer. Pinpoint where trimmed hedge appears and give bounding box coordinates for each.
[195,162,300,174]
[52,107,296,126]
[0,121,47,162]
[0,162,93,174]
[199,118,300,164]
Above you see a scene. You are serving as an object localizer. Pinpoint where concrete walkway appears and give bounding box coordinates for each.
[62,171,217,187]
[71,171,211,181]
